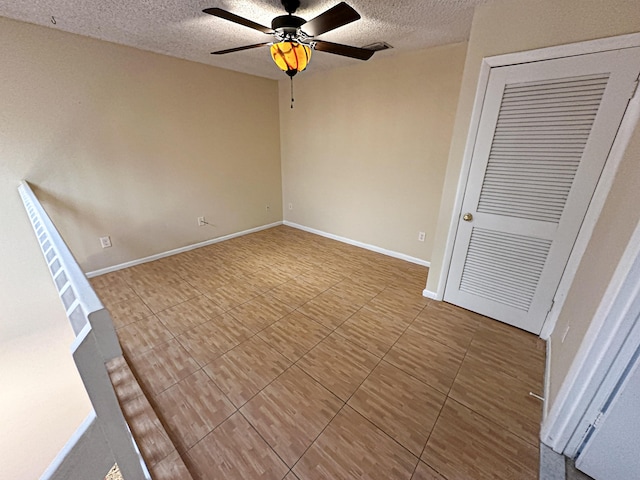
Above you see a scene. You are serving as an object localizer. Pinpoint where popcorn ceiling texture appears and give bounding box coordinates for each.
[0,0,483,79]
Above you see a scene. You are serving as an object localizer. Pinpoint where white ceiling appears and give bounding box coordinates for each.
[0,0,484,80]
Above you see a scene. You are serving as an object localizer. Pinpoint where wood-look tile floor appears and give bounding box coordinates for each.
[93,225,546,480]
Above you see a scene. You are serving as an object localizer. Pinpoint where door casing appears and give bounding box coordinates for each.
[443,48,640,334]
[432,32,640,343]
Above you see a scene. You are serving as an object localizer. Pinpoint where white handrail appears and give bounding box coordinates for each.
[18,181,149,480]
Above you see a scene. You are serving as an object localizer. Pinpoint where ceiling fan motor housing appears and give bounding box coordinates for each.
[272,14,306,34]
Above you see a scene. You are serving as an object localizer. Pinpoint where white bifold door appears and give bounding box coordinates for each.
[444,48,640,334]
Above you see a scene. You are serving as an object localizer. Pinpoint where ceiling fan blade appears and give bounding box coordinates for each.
[203,8,274,34]
[313,40,374,60]
[211,43,272,55]
[301,2,360,37]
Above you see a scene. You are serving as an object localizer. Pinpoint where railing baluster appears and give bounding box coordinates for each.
[19,181,150,480]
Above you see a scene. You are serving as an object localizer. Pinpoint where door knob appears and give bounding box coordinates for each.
[463,213,473,222]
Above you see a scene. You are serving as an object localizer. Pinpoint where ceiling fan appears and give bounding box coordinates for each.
[203,0,375,77]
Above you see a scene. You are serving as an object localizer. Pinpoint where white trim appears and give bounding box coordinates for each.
[422,289,438,300]
[437,33,640,338]
[71,326,150,479]
[283,221,430,267]
[485,32,640,67]
[544,337,552,420]
[20,180,148,480]
[436,60,492,301]
[540,68,640,339]
[85,222,283,277]
[541,217,640,454]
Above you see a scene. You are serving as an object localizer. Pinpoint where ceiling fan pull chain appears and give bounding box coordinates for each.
[290,76,295,109]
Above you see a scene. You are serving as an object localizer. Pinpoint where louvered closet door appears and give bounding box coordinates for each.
[444,47,640,334]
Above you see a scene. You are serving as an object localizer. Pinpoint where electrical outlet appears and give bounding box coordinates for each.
[266,204,270,212]
[197,216,206,227]
[288,203,293,210]
[99,236,112,248]
[418,232,426,242]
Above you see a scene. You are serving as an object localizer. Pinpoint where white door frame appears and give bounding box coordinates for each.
[542,216,640,456]
[435,32,640,341]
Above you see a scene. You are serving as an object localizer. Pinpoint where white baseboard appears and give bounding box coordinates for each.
[86,222,283,278]
[422,289,438,300]
[544,336,552,421]
[283,221,430,267]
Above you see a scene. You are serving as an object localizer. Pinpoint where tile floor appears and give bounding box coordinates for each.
[92,225,546,480]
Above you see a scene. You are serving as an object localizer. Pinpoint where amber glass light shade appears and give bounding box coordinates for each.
[270,41,312,77]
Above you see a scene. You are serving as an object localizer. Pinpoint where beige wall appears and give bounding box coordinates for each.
[0,17,281,478]
[279,43,466,263]
[424,0,640,412]
[549,126,640,406]
[6,1,640,475]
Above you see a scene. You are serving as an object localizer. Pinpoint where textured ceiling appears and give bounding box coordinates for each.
[0,0,483,79]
